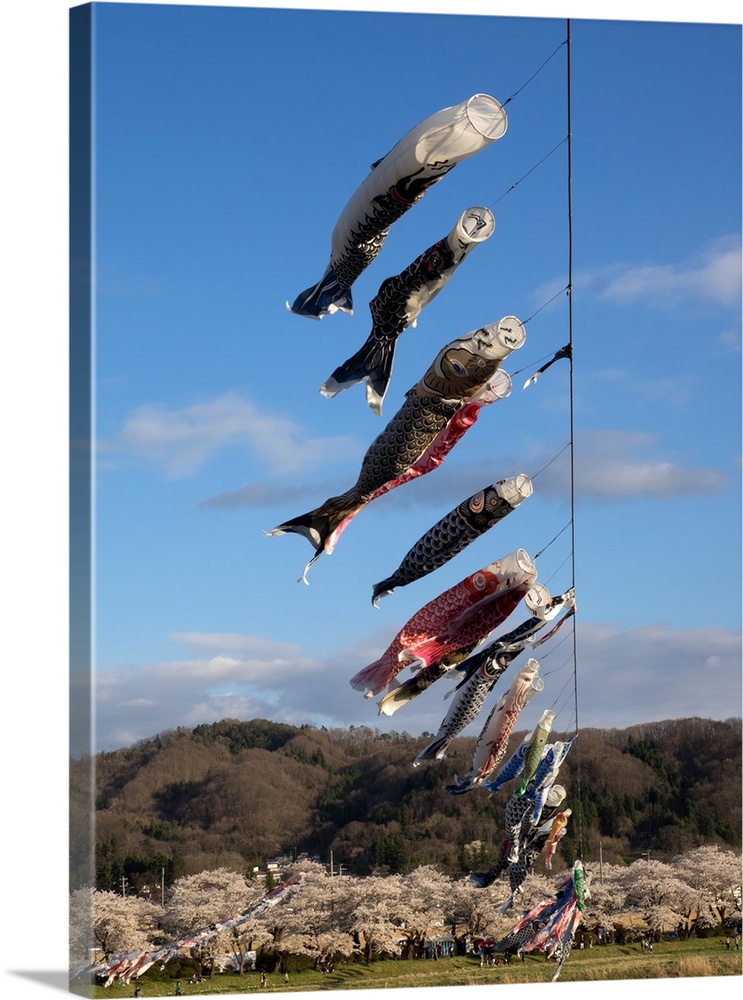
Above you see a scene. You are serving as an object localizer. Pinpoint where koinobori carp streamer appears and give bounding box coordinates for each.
[288,94,507,319]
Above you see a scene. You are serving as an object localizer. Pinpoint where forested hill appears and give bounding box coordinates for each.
[75,716,741,894]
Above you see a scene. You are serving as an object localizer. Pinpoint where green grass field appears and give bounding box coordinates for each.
[74,938,742,998]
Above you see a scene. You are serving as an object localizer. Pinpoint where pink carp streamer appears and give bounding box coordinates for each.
[324,369,513,563]
[267,319,525,583]
[446,657,543,794]
[350,549,537,699]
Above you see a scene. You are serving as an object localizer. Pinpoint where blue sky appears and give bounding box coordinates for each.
[81,2,742,753]
[2,2,740,998]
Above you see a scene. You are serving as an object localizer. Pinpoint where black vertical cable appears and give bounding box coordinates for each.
[565,18,584,863]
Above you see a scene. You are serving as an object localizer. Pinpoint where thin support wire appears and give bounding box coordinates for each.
[502,39,567,106]
[565,17,584,864]
[489,137,567,209]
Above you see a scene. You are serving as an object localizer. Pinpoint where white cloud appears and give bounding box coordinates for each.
[200,476,347,510]
[531,429,729,499]
[171,632,305,657]
[579,235,742,310]
[91,618,741,753]
[575,622,742,729]
[718,329,742,353]
[99,391,359,478]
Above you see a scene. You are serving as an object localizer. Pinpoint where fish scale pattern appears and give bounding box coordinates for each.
[373,487,515,601]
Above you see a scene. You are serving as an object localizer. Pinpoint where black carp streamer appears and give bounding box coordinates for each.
[288,94,507,319]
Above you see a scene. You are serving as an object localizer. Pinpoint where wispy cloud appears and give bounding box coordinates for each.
[200,477,347,510]
[529,429,729,499]
[580,235,742,310]
[426,430,729,503]
[718,329,742,353]
[575,622,743,729]
[94,628,388,751]
[93,620,741,753]
[98,391,359,478]
[532,235,742,312]
[208,426,730,511]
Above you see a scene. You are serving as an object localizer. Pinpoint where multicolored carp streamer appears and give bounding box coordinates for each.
[267,318,526,582]
[469,783,567,890]
[483,729,541,796]
[322,368,514,573]
[494,860,590,965]
[350,549,537,699]
[446,657,543,794]
[479,708,555,810]
[544,808,572,869]
[375,574,538,718]
[321,206,496,414]
[516,709,555,793]
[371,473,532,607]
[288,95,507,319]
[505,793,570,903]
[501,742,573,868]
[526,862,590,960]
[521,737,577,827]
[412,586,575,764]
[70,872,306,984]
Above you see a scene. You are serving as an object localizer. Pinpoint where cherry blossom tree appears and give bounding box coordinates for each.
[445,876,513,950]
[164,867,263,976]
[257,863,355,970]
[581,862,633,938]
[614,859,690,939]
[396,865,451,959]
[72,887,164,959]
[670,846,742,931]
[348,873,405,963]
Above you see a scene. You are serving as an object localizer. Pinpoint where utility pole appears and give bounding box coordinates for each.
[599,842,604,885]
[161,867,165,908]
[330,849,334,877]
[121,875,128,897]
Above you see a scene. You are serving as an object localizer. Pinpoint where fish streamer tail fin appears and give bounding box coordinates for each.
[320,333,395,416]
[371,574,397,608]
[412,734,450,766]
[287,266,353,320]
[469,867,502,889]
[266,491,361,578]
[349,650,400,698]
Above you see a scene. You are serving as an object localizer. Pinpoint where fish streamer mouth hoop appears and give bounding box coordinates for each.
[455,206,496,243]
[495,316,526,352]
[465,94,508,140]
[512,547,535,575]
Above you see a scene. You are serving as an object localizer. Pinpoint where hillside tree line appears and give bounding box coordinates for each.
[69,716,741,895]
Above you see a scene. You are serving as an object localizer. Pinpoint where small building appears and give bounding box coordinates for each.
[424,934,456,958]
